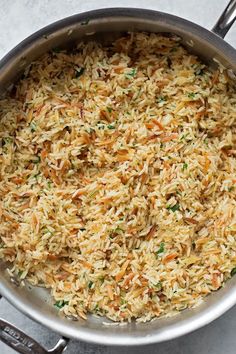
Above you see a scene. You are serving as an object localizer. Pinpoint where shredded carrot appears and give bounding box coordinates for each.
[50,169,61,186]
[11,176,24,185]
[117,149,129,155]
[152,119,164,130]
[115,260,130,282]
[212,273,220,288]
[116,154,129,162]
[47,254,58,261]
[96,139,114,146]
[41,149,48,159]
[18,202,30,211]
[140,173,148,184]
[81,260,93,269]
[31,213,39,230]
[107,284,114,300]
[123,272,135,286]
[23,244,31,251]
[184,217,198,224]
[212,70,219,85]
[163,253,178,264]
[35,104,44,116]
[42,167,50,178]
[72,188,86,199]
[146,225,157,240]
[204,154,211,172]
[61,160,71,173]
[145,122,154,129]
[204,249,221,255]
[160,133,178,142]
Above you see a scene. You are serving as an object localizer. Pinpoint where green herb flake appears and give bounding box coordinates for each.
[33,156,41,164]
[18,270,23,277]
[88,281,93,289]
[94,304,100,312]
[157,96,166,104]
[126,68,137,78]
[195,68,204,76]
[228,186,234,192]
[114,226,124,234]
[30,121,37,132]
[182,163,188,171]
[107,124,115,130]
[47,181,52,189]
[231,268,236,276]
[2,137,13,145]
[43,228,54,236]
[167,203,180,212]
[54,300,69,309]
[187,92,196,99]
[153,281,162,289]
[120,298,127,305]
[107,107,113,113]
[86,127,95,134]
[156,242,165,255]
[75,67,85,78]
[33,172,41,181]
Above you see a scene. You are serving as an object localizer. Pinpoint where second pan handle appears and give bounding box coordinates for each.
[212,0,236,38]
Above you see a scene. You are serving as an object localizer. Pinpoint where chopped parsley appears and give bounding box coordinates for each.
[75,67,85,78]
[153,281,162,289]
[107,124,115,130]
[120,298,127,305]
[182,163,188,171]
[195,68,204,76]
[107,107,113,113]
[30,121,37,132]
[167,203,180,212]
[157,96,166,104]
[126,68,137,78]
[88,281,93,289]
[231,268,236,276]
[18,270,23,277]
[156,242,165,255]
[33,172,41,181]
[33,156,41,164]
[54,300,69,309]
[2,137,13,145]
[187,92,196,99]
[180,133,189,141]
[114,226,124,234]
[88,190,97,198]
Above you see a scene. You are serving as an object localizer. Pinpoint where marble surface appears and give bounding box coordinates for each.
[0,0,236,353]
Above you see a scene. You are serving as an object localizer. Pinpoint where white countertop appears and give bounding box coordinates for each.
[0,0,236,353]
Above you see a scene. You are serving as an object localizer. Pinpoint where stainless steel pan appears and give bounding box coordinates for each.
[0,2,236,353]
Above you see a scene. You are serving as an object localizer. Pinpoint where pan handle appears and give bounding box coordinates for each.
[212,0,236,38]
[0,318,69,354]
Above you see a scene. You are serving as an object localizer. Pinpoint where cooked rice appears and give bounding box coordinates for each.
[0,32,236,322]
